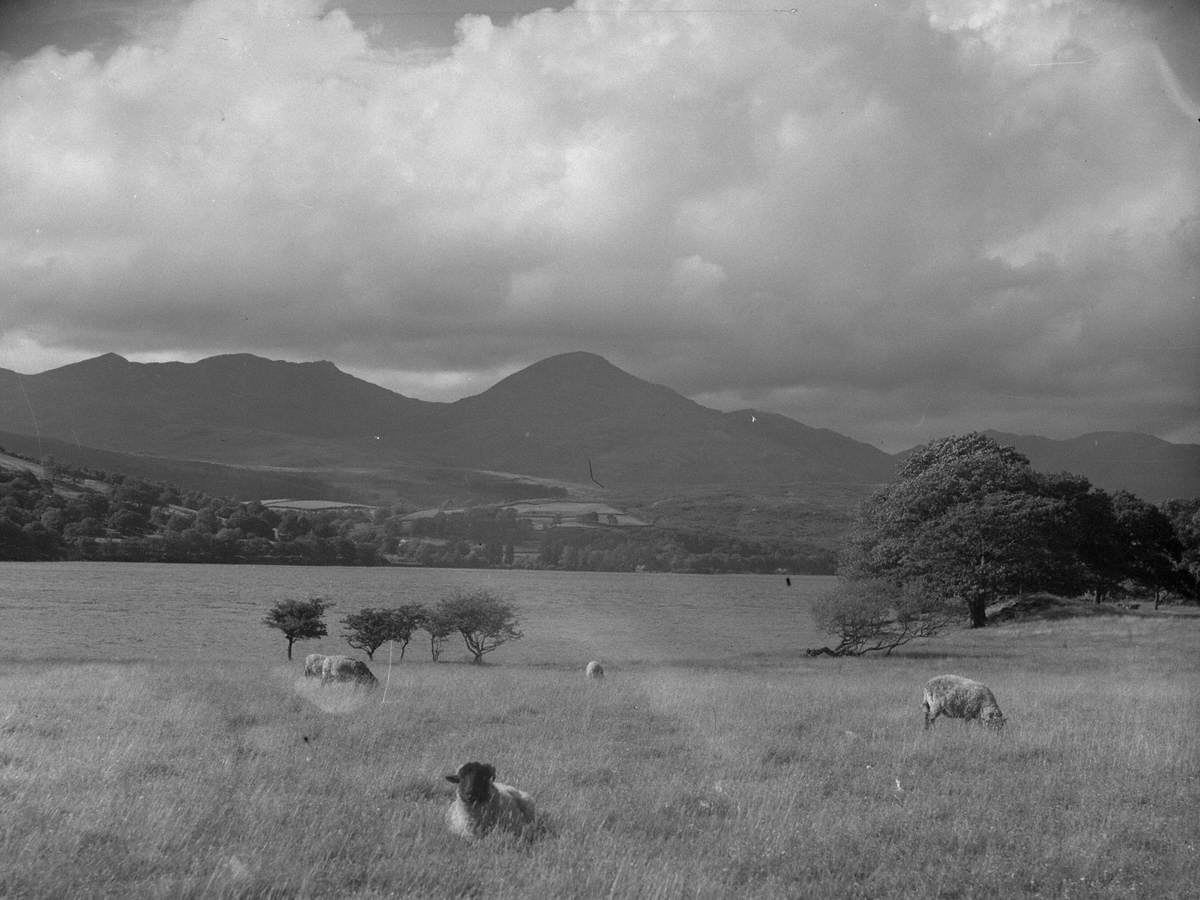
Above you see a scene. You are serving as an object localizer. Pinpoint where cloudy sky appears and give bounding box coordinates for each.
[1,0,1196,451]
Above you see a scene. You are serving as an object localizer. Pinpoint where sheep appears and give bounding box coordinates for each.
[445,761,537,841]
[320,655,378,688]
[922,674,1006,731]
[303,653,327,678]
[585,660,605,680]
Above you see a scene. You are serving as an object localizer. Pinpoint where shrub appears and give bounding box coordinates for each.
[808,578,954,657]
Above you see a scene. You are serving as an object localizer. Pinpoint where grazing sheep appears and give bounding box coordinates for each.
[320,655,378,688]
[585,660,605,680]
[445,762,537,841]
[303,653,327,678]
[923,674,1006,731]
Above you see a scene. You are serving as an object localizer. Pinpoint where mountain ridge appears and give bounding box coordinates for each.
[1,351,1195,502]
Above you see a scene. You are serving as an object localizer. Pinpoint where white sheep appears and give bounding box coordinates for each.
[303,653,327,678]
[922,674,1006,731]
[585,660,605,680]
[445,761,537,841]
[320,655,378,688]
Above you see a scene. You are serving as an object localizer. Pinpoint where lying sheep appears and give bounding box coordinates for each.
[445,761,537,841]
[923,674,1005,731]
[320,655,378,688]
[303,653,327,678]
[585,660,605,680]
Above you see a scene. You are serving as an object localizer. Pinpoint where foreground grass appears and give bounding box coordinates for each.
[1,612,1197,898]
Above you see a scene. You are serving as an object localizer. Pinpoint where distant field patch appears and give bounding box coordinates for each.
[261,498,377,512]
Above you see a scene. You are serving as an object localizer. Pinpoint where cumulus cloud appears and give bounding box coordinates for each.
[0,0,1196,449]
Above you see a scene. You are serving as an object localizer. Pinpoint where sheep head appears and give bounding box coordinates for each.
[983,707,1006,730]
[446,762,496,804]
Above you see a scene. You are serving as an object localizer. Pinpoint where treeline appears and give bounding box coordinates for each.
[265,590,522,665]
[535,525,835,574]
[0,450,834,573]
[0,459,395,565]
[812,434,1200,657]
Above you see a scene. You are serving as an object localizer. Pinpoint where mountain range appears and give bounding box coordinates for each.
[1,351,1196,507]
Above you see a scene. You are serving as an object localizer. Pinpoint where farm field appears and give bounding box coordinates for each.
[0,567,1197,897]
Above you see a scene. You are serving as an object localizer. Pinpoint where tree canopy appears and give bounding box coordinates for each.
[837,432,1192,629]
[435,589,523,664]
[262,596,332,659]
[840,433,1075,627]
[341,605,427,660]
[809,578,957,656]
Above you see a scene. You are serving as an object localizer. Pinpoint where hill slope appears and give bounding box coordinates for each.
[0,351,896,491]
[0,353,439,466]
[431,353,897,487]
[983,431,1200,502]
[0,351,1193,503]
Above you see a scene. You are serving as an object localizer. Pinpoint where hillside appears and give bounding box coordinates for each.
[0,448,836,572]
[0,353,439,466]
[0,351,1194,517]
[0,351,896,493]
[430,352,898,487]
[0,429,330,501]
[983,430,1200,502]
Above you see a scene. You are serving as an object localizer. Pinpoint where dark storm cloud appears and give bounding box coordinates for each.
[0,0,1196,449]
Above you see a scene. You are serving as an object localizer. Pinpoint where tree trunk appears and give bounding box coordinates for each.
[967,596,988,628]
[286,637,294,660]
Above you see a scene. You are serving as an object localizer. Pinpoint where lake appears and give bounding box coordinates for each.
[0,563,831,667]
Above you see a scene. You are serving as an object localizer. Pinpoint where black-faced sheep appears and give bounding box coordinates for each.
[445,761,537,841]
[303,653,327,678]
[585,660,605,680]
[922,674,1005,731]
[320,655,378,688]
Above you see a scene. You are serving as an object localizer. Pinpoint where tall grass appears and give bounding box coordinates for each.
[1,611,1197,898]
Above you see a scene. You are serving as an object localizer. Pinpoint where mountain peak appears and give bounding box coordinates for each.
[516,351,621,376]
[43,352,129,375]
[469,351,685,407]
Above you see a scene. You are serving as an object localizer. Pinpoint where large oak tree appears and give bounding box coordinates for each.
[840,433,1079,627]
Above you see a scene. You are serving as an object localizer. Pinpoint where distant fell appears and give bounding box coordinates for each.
[434,351,896,487]
[983,430,1200,502]
[0,351,1194,502]
[1,353,438,466]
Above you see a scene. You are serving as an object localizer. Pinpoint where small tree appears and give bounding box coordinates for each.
[808,578,956,657]
[436,589,523,664]
[386,603,428,660]
[263,596,333,660]
[341,607,394,660]
[424,606,456,663]
[341,604,429,661]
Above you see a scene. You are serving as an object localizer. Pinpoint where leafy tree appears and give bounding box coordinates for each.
[1162,498,1200,597]
[808,578,957,656]
[263,596,333,660]
[1112,492,1186,606]
[435,589,523,664]
[341,604,427,660]
[840,433,1076,627]
[1041,474,1127,603]
[341,607,395,660]
[386,604,427,660]
[424,606,457,663]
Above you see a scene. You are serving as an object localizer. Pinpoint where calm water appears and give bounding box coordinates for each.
[0,563,831,666]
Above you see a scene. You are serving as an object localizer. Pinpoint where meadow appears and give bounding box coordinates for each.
[0,566,1197,898]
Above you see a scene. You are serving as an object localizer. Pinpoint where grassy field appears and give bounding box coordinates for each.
[1,607,1197,898]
